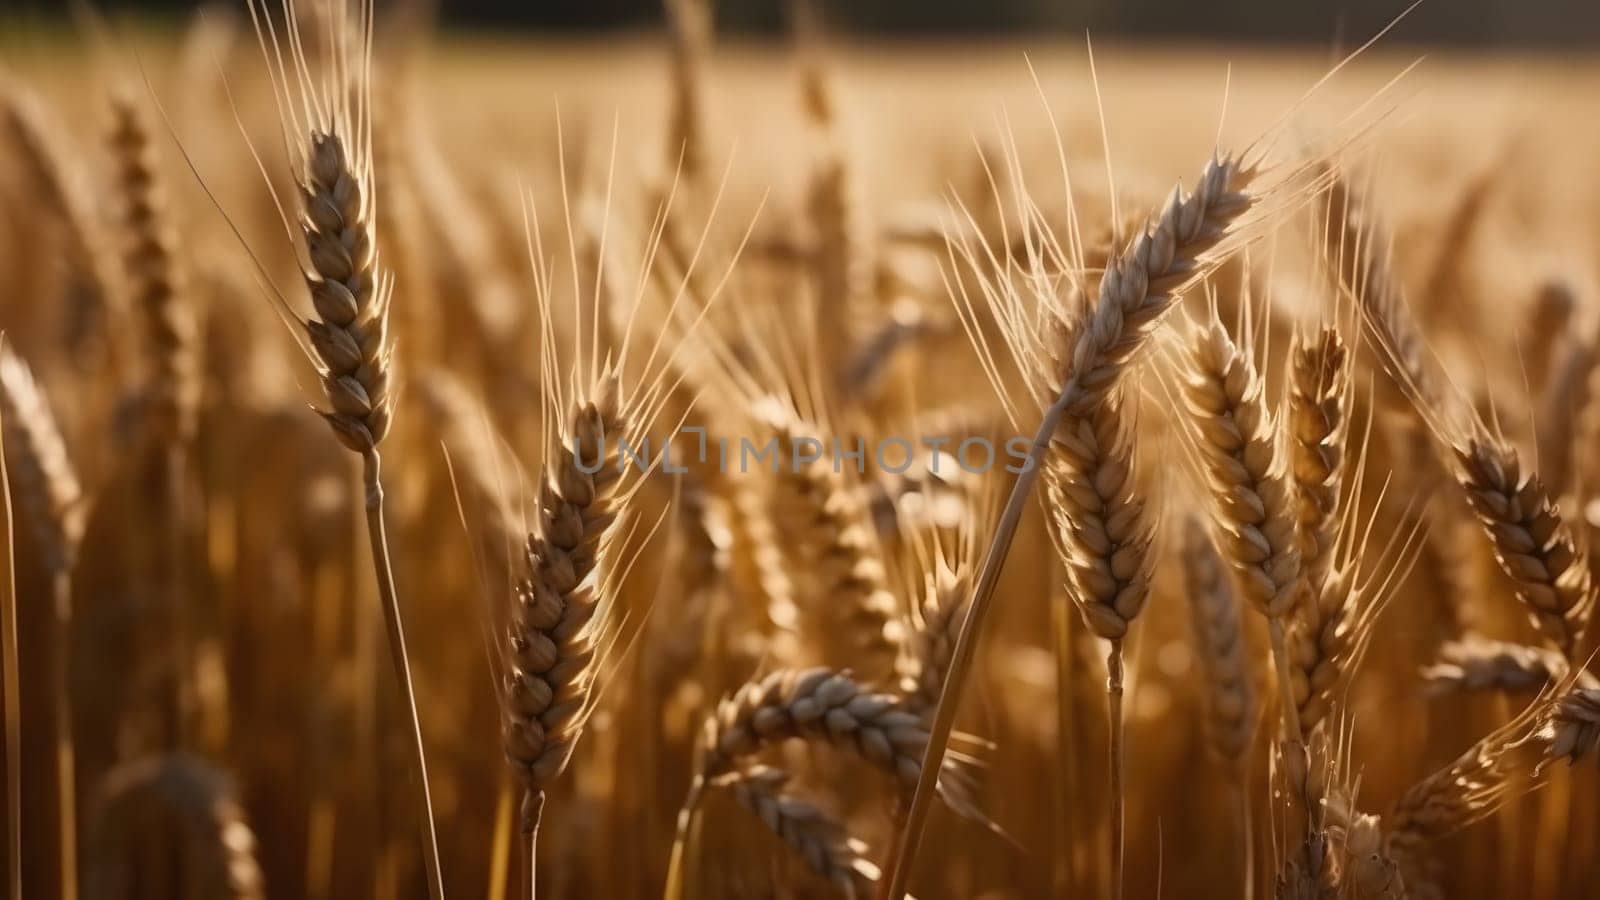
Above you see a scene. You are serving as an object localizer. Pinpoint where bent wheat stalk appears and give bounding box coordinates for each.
[882,152,1257,900]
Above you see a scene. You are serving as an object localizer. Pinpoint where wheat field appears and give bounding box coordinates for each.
[2,2,1600,898]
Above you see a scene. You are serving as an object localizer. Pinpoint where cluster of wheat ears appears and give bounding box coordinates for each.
[1,0,1598,898]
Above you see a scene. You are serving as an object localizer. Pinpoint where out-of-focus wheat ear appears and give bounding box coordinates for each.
[1536,291,1593,493]
[84,755,265,900]
[664,0,711,184]
[1386,694,1558,881]
[711,766,879,900]
[1526,279,1576,396]
[898,558,970,715]
[756,400,903,676]
[1416,161,1496,327]
[109,91,200,446]
[1319,167,1437,410]
[1424,635,1598,694]
[1451,435,1594,658]
[1287,326,1349,588]
[0,348,83,574]
[1180,516,1257,764]
[1322,785,1405,899]
[2,85,125,370]
[0,346,83,900]
[1545,688,1600,763]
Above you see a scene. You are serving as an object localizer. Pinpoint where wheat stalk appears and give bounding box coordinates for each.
[884,152,1258,900]
[246,2,441,894]
[1042,388,1154,897]
[0,347,82,900]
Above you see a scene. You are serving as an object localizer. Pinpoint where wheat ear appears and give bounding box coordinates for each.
[250,1,440,892]
[1181,312,1305,744]
[0,348,83,900]
[897,561,968,714]
[1386,698,1554,879]
[1287,326,1348,587]
[109,92,199,444]
[759,402,902,675]
[1043,388,1154,898]
[1424,635,1596,694]
[1180,516,1256,894]
[712,766,879,899]
[3,86,124,370]
[1180,516,1257,763]
[500,373,628,838]
[884,153,1257,900]
[1451,435,1594,658]
[85,755,264,900]
[702,668,931,786]
[1545,688,1600,763]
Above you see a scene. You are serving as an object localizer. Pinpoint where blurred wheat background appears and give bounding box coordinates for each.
[2,1,1600,899]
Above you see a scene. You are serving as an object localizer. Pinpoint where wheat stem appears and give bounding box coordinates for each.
[1,390,18,900]
[664,774,707,900]
[1107,642,1126,900]
[361,450,445,900]
[882,153,1254,900]
[50,569,76,900]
